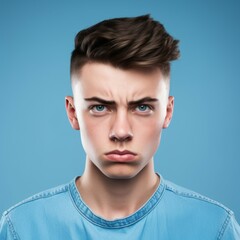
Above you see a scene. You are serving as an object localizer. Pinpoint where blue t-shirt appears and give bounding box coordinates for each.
[1,176,239,239]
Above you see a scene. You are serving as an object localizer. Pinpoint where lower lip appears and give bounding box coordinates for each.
[105,154,136,162]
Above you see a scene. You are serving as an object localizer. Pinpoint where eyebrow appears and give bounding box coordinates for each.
[84,97,159,105]
[128,97,159,105]
[84,97,115,105]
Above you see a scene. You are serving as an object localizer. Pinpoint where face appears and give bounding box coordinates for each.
[66,62,174,179]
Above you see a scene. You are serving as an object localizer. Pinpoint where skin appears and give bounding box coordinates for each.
[65,62,174,220]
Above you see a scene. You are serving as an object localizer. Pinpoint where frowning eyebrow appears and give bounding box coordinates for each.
[128,97,159,105]
[84,97,159,105]
[84,97,115,105]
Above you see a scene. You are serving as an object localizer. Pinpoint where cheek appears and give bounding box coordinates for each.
[134,117,163,151]
[144,121,162,143]
[79,114,107,150]
[145,126,162,158]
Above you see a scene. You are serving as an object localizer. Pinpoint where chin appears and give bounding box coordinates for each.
[106,174,135,180]
[102,166,141,180]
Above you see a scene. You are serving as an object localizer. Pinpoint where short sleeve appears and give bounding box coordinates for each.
[221,214,240,240]
[0,213,18,240]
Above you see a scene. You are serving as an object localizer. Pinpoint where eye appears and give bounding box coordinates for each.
[93,105,106,112]
[135,104,151,112]
[133,104,154,115]
[89,105,109,115]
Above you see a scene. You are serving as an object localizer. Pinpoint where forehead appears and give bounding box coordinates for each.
[71,62,169,100]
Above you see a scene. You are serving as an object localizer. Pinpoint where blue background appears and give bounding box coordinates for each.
[0,0,239,222]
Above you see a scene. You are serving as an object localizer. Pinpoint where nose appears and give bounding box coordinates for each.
[109,109,133,143]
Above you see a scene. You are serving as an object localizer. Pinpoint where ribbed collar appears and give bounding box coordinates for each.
[69,174,165,229]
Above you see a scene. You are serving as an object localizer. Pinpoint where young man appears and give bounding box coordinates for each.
[0,15,239,239]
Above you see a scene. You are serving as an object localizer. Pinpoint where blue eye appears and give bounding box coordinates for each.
[89,105,109,116]
[94,105,106,112]
[136,104,150,112]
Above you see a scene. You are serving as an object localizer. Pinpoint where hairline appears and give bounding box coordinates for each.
[71,60,171,82]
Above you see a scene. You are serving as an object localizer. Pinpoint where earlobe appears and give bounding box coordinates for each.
[65,96,80,130]
[163,96,174,129]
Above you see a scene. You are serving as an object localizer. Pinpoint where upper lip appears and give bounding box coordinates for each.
[105,150,137,155]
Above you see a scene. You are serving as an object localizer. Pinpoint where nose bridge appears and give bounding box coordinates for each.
[110,107,133,140]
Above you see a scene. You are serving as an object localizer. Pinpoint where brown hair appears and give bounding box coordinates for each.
[71,14,180,76]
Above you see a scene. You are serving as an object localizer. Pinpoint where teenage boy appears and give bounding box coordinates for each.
[0,15,239,240]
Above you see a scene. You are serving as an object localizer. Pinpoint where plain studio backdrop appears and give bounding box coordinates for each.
[0,0,239,222]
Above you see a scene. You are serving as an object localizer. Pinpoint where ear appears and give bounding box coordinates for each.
[65,96,80,130]
[163,96,174,129]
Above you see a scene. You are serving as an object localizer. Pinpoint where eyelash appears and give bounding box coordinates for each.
[135,104,154,112]
[89,105,108,112]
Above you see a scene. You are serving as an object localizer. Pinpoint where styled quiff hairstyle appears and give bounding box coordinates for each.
[71,14,180,76]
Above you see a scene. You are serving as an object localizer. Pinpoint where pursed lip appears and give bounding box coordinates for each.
[104,150,137,162]
[106,150,137,155]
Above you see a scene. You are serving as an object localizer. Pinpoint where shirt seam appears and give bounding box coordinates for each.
[165,184,232,215]
[4,185,68,215]
[6,215,20,240]
[217,212,232,240]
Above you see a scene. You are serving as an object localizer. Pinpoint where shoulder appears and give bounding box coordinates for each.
[0,177,88,239]
[1,180,73,229]
[163,178,232,213]
[0,179,77,239]
[160,177,240,239]
[3,182,70,217]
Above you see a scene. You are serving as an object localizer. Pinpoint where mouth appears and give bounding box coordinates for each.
[104,150,137,162]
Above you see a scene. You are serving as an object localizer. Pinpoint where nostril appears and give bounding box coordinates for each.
[109,134,133,143]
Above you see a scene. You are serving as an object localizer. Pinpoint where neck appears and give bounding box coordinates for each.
[76,158,159,220]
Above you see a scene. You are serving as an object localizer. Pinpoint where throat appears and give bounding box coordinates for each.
[76,162,160,220]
